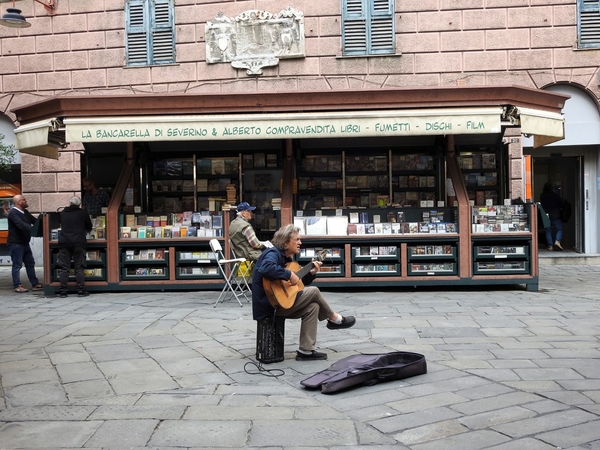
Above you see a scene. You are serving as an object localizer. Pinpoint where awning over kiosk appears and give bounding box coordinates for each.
[516,107,565,148]
[11,87,569,158]
[14,118,64,160]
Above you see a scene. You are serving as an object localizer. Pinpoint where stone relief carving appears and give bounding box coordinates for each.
[205,7,305,76]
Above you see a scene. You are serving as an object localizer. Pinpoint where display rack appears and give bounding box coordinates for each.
[457,147,503,206]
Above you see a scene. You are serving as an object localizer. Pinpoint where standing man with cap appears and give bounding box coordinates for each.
[229,201,268,261]
[7,195,43,293]
[58,196,93,298]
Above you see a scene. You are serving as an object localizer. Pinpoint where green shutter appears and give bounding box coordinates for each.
[579,0,600,48]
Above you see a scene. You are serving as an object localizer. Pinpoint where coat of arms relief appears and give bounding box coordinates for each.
[205,7,305,76]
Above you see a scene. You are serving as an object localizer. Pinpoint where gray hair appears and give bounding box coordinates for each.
[69,196,82,206]
[271,224,301,251]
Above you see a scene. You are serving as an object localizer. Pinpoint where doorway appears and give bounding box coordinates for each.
[532,156,582,252]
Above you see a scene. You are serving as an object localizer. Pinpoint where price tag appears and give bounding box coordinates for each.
[336,209,343,216]
[134,206,141,213]
[315,210,322,217]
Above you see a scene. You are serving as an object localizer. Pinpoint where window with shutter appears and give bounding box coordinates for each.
[342,0,395,56]
[578,0,600,48]
[126,0,175,66]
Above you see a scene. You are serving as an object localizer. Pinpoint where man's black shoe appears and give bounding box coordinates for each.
[296,350,328,361]
[327,316,356,330]
[78,291,90,297]
[59,292,67,298]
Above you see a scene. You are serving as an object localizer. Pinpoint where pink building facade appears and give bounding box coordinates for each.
[1,0,599,253]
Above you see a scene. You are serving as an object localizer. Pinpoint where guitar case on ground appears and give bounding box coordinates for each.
[300,351,427,394]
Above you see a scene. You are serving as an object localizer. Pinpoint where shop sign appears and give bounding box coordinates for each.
[65,108,503,143]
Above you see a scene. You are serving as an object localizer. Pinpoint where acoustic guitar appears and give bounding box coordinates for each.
[263,250,328,309]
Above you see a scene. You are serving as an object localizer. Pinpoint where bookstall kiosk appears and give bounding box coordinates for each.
[12,87,567,294]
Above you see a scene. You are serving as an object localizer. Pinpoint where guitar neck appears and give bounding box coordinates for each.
[295,261,315,280]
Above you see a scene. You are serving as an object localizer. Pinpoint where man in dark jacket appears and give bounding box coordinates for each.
[7,195,42,293]
[252,224,355,361]
[540,182,565,251]
[58,196,93,297]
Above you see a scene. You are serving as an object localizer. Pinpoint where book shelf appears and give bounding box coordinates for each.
[49,243,108,282]
[175,250,220,280]
[297,247,344,277]
[241,150,282,238]
[391,152,439,207]
[120,245,169,280]
[406,241,458,276]
[472,237,531,275]
[457,147,503,206]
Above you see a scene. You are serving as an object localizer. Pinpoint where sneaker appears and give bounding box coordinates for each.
[31,284,43,291]
[296,350,328,361]
[14,285,28,293]
[78,291,90,297]
[326,315,356,330]
[554,241,564,251]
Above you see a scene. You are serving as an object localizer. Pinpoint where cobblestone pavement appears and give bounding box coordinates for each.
[1,265,600,449]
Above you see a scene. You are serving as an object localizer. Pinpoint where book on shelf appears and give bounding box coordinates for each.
[212,215,223,229]
[211,159,225,175]
[197,179,208,192]
[224,158,239,174]
[242,154,254,168]
[86,250,99,260]
[120,227,131,238]
[138,227,147,238]
[254,153,265,168]
[266,153,278,168]
[130,229,138,239]
[165,160,182,176]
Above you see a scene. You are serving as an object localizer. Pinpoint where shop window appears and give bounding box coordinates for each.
[126,0,175,66]
[578,0,600,48]
[342,0,395,56]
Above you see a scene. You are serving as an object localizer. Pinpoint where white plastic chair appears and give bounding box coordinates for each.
[209,239,250,307]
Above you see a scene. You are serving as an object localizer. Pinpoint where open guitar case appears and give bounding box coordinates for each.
[300,351,427,394]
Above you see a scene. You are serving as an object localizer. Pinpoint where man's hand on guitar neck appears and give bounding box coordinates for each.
[309,260,322,276]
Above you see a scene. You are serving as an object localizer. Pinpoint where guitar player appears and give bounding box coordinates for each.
[251,224,356,361]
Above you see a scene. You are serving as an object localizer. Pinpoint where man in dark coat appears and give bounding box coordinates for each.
[7,195,42,293]
[252,224,356,361]
[540,182,565,251]
[58,196,93,297]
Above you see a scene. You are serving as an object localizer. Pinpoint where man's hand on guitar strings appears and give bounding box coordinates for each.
[288,272,300,286]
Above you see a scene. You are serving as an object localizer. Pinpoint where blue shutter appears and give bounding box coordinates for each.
[126,0,175,66]
[343,0,394,56]
[343,0,368,55]
[578,0,600,48]
[150,0,175,64]
[126,0,148,65]
[370,0,394,54]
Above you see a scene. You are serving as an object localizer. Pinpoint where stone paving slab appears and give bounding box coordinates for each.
[1,265,600,449]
